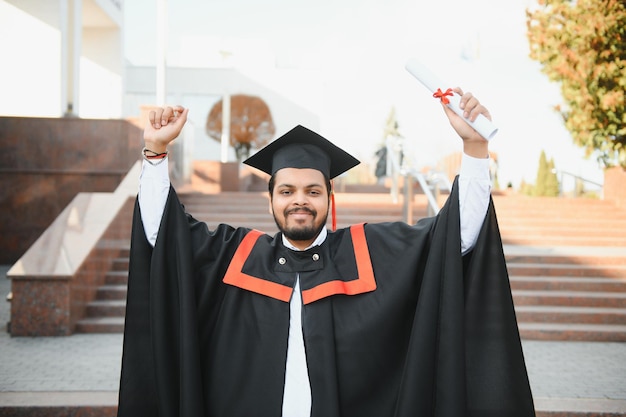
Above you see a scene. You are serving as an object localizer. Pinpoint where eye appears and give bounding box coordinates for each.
[279,189,292,196]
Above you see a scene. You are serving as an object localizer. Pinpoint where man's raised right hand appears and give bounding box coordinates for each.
[144,105,189,153]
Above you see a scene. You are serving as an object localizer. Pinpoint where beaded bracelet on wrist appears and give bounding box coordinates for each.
[142,147,168,166]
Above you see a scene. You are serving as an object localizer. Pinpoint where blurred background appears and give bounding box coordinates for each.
[0,0,608,191]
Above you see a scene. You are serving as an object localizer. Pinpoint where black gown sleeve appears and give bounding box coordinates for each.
[391,177,535,417]
[117,188,206,417]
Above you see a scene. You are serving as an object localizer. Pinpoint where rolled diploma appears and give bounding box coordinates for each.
[405,57,498,141]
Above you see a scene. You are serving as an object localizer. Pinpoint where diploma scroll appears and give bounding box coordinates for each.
[405,57,498,141]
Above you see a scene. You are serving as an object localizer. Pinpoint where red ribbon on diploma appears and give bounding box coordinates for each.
[433,88,453,104]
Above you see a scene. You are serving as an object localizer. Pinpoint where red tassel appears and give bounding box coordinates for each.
[331,180,337,231]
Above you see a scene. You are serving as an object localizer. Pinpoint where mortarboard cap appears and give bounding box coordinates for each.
[243,125,360,179]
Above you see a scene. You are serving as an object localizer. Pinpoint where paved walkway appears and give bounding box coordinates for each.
[1,265,625,412]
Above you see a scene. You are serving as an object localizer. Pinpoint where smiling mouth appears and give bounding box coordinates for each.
[289,211,313,219]
[286,209,315,222]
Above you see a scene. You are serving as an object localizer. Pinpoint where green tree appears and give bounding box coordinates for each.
[545,157,560,196]
[534,150,560,196]
[526,0,626,167]
[520,179,534,196]
[534,150,549,196]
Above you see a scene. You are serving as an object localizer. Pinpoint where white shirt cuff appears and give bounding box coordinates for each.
[458,152,491,254]
[139,158,170,246]
[459,152,491,181]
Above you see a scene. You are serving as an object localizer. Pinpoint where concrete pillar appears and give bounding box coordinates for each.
[156,0,167,106]
[221,93,231,163]
[60,0,81,117]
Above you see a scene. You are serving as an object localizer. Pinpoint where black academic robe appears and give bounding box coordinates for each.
[117,179,535,417]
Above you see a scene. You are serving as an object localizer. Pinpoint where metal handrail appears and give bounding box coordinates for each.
[384,139,450,222]
[554,169,603,198]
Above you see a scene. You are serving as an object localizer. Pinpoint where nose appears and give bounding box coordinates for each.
[290,189,312,207]
[293,192,308,206]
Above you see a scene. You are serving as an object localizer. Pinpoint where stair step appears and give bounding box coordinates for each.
[534,397,626,417]
[0,392,118,417]
[508,263,626,278]
[510,276,626,292]
[515,305,626,324]
[513,290,626,308]
[85,300,126,317]
[501,221,626,229]
[110,258,129,271]
[96,285,127,301]
[74,317,124,333]
[505,255,626,266]
[518,322,626,342]
[504,235,626,246]
[104,270,128,285]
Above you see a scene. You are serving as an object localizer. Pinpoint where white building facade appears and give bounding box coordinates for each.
[0,0,124,118]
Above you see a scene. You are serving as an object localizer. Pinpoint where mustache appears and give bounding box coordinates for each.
[285,207,316,216]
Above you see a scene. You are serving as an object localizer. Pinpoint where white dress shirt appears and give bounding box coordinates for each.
[138,153,491,416]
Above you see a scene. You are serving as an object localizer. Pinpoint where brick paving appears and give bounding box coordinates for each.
[1,265,625,412]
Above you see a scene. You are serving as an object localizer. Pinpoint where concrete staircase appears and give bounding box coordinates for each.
[494,194,626,247]
[509,253,626,341]
[75,191,626,342]
[493,194,626,342]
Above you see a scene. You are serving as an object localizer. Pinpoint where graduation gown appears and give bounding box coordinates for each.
[117,179,535,417]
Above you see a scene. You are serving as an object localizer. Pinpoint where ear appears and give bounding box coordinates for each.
[268,198,274,216]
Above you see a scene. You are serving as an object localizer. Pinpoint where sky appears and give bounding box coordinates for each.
[123,0,605,190]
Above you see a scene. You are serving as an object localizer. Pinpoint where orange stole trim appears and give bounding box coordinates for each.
[223,230,293,303]
[223,225,377,304]
[301,223,376,305]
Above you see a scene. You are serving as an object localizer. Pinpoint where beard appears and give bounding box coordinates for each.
[274,207,328,242]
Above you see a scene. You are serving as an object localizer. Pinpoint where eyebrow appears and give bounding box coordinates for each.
[276,182,325,189]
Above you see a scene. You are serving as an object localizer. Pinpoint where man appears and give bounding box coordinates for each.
[117,88,535,417]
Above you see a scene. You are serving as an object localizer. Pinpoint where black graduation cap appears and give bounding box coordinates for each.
[243,125,360,179]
